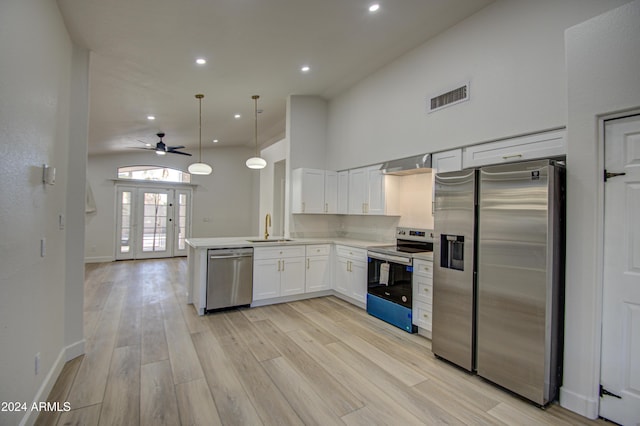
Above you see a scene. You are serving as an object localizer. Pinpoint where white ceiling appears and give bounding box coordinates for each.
[57,0,495,155]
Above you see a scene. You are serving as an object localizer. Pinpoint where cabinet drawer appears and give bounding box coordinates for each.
[254,245,306,260]
[413,302,432,330]
[335,245,367,260]
[413,259,433,277]
[306,244,331,257]
[462,129,566,168]
[414,280,433,305]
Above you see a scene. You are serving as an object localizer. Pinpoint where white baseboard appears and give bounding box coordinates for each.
[19,340,85,426]
[84,255,114,263]
[65,339,85,362]
[559,386,599,420]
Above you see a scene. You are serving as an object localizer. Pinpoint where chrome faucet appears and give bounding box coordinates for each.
[264,213,271,240]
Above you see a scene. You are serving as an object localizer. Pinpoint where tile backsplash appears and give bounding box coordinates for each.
[291,214,399,242]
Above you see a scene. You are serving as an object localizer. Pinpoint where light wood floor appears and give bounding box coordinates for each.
[36,258,606,426]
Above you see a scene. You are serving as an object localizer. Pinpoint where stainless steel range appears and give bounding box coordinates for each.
[367,227,433,333]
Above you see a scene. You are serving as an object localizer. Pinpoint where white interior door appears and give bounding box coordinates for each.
[115,186,191,260]
[601,114,640,425]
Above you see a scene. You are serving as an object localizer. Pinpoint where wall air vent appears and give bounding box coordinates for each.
[428,82,469,113]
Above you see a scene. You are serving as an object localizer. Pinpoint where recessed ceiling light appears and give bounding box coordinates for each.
[213,139,219,143]
[147,115,156,120]
[195,58,207,65]
[369,3,380,12]
[234,114,241,119]
[301,65,310,73]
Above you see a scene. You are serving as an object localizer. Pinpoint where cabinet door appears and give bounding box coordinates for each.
[349,259,367,303]
[348,168,367,214]
[253,259,280,300]
[334,257,350,295]
[280,257,306,296]
[292,168,325,213]
[462,129,566,168]
[302,169,326,213]
[305,255,331,292]
[324,171,338,214]
[432,149,462,173]
[366,165,385,215]
[337,171,349,214]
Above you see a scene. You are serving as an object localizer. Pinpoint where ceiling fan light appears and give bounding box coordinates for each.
[188,162,213,175]
[246,157,267,169]
[156,150,166,156]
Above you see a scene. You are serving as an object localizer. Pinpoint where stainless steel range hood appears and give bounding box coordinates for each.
[380,153,432,175]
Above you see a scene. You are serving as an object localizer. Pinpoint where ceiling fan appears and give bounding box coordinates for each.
[137,133,192,156]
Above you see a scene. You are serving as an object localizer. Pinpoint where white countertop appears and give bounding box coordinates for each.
[186,236,433,259]
[185,236,391,250]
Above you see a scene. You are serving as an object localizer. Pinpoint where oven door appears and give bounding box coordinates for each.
[367,252,413,309]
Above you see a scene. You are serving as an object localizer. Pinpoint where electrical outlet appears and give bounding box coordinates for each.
[35,353,40,375]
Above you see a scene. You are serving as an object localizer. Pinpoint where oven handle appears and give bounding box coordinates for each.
[367,251,412,266]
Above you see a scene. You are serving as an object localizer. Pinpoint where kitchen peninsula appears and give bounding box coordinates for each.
[186,236,396,315]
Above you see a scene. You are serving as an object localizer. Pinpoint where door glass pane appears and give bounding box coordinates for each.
[178,193,187,250]
[120,191,132,253]
[142,192,168,252]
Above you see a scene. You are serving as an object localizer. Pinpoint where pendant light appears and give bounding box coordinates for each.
[246,95,267,169]
[188,94,213,175]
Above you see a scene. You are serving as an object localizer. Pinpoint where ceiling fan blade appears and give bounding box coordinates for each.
[167,145,186,150]
[168,150,192,156]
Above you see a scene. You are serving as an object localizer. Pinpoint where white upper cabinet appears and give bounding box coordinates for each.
[432,149,462,173]
[348,167,367,214]
[462,129,566,168]
[348,165,386,215]
[324,171,338,214]
[291,168,337,214]
[337,171,349,214]
[366,166,386,215]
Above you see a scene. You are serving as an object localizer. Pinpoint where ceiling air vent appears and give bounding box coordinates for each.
[428,82,469,113]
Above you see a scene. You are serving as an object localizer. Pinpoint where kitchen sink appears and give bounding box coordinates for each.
[247,239,294,243]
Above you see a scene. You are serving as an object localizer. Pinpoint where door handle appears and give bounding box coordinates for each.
[604,170,626,181]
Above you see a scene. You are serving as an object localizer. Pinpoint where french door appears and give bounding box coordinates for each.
[116,186,191,260]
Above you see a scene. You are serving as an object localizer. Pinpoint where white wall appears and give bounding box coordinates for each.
[0,0,86,424]
[86,147,259,261]
[562,0,640,418]
[287,95,328,170]
[326,0,629,171]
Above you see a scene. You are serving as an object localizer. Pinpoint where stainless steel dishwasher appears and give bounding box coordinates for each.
[206,247,253,311]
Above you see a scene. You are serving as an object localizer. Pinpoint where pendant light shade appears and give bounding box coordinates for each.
[245,157,267,169]
[188,94,213,175]
[246,95,266,170]
[188,162,212,174]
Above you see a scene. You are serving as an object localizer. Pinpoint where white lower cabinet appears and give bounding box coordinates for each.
[334,245,367,304]
[305,244,331,292]
[253,245,306,301]
[412,258,433,336]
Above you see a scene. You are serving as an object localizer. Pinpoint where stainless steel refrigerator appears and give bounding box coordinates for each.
[432,159,564,406]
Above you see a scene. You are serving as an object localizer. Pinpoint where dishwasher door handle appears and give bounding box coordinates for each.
[209,253,253,260]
